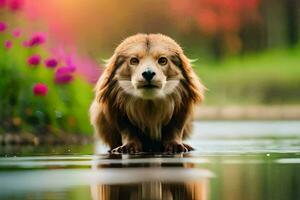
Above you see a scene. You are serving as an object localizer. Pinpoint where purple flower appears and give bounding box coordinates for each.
[27,54,41,66]
[54,67,74,84]
[26,33,46,47]
[44,58,58,68]
[12,28,21,38]
[33,83,48,96]
[0,22,7,32]
[4,40,12,49]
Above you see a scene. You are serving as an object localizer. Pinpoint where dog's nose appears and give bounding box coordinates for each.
[142,69,156,82]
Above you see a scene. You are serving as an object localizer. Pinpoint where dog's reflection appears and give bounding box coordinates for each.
[90,154,210,200]
[91,181,209,200]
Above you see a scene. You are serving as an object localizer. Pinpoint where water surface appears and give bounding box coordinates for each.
[0,121,299,200]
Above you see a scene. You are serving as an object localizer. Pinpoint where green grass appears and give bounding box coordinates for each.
[194,46,300,105]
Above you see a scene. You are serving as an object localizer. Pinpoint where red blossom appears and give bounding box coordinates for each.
[12,28,21,38]
[22,40,29,47]
[8,0,23,11]
[0,22,7,32]
[51,46,100,83]
[44,58,58,68]
[33,83,48,96]
[0,0,6,8]
[27,54,41,66]
[169,0,261,35]
[25,33,46,47]
[4,40,12,49]
[54,67,74,84]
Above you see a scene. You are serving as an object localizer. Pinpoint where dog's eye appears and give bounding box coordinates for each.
[130,57,139,65]
[158,57,168,66]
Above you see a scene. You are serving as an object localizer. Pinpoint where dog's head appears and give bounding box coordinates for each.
[97,34,205,102]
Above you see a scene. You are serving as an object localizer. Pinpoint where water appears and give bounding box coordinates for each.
[0,121,300,200]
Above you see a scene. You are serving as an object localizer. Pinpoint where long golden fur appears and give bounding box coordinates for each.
[90,33,205,153]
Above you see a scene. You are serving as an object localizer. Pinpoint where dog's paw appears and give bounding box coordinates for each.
[110,141,142,154]
[163,141,194,153]
[182,143,194,151]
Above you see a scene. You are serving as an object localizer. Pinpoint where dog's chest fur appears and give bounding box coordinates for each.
[124,98,175,139]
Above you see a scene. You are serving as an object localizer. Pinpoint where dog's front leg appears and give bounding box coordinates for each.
[162,129,193,153]
[162,108,194,153]
[110,130,142,154]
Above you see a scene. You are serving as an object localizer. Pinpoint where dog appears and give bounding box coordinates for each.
[90,33,205,153]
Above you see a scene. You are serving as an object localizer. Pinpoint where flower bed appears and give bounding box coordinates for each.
[0,1,100,141]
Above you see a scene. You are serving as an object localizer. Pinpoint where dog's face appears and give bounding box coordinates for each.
[97,34,204,102]
[115,38,184,99]
[114,34,187,99]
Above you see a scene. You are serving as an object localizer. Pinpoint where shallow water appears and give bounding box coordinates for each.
[0,121,300,200]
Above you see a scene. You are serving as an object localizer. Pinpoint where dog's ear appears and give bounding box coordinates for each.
[95,54,125,102]
[171,53,205,103]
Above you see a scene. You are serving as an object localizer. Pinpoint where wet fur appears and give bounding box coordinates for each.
[90,34,205,152]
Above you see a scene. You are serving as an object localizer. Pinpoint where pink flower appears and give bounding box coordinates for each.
[66,64,76,72]
[27,54,41,66]
[22,40,30,47]
[33,83,48,96]
[8,0,23,11]
[54,67,74,84]
[4,40,12,49]
[0,0,6,8]
[44,58,58,68]
[26,33,46,47]
[0,22,7,32]
[12,28,21,38]
[51,45,100,83]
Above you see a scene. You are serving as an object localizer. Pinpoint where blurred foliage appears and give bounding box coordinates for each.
[196,46,300,105]
[0,35,93,135]
[1,0,300,137]
[22,0,299,58]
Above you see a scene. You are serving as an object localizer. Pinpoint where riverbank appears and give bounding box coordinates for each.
[0,132,92,146]
[195,105,300,120]
[1,105,300,145]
